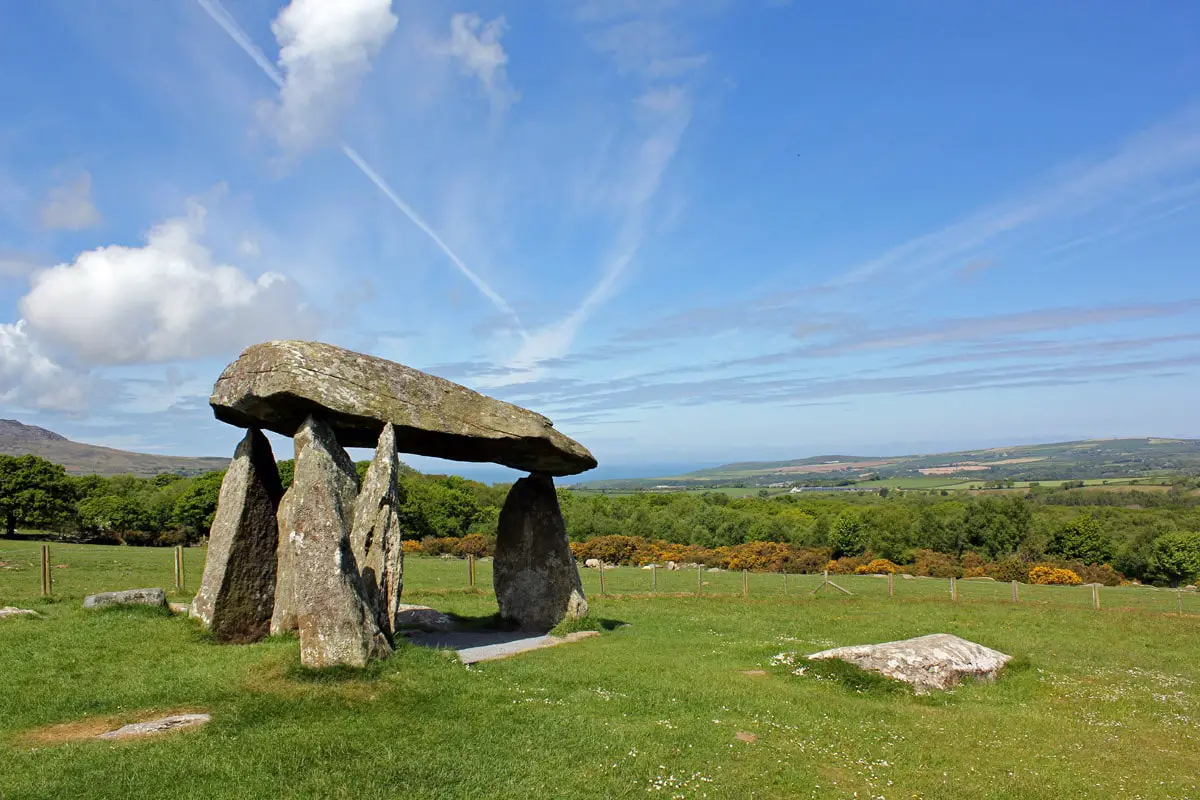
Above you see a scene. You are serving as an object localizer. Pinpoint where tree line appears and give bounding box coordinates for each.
[3,453,1198,586]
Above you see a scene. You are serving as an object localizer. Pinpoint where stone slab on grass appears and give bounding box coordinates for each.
[96,714,210,740]
[83,588,167,610]
[407,629,599,664]
[0,607,39,620]
[808,633,1011,693]
[394,604,456,632]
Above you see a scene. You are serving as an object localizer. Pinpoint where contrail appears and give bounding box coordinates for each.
[193,0,525,331]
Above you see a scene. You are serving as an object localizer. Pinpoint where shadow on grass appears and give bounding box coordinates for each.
[801,658,912,696]
[444,613,627,636]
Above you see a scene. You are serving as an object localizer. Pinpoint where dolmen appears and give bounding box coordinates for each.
[191,340,595,667]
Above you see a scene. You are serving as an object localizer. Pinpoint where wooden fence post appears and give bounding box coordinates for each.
[468,554,476,588]
[782,572,787,595]
[888,571,894,597]
[1012,580,1019,603]
[599,562,605,595]
[41,544,51,597]
[697,564,703,596]
[1092,583,1099,610]
[742,569,748,598]
[1179,587,1184,617]
[651,564,657,593]
[172,546,180,591]
[950,576,958,602]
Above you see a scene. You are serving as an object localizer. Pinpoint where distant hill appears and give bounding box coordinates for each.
[0,419,228,478]
[574,437,1200,491]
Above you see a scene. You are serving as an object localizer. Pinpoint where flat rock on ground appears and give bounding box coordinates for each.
[808,633,1011,693]
[210,340,596,476]
[96,714,210,740]
[83,588,167,610]
[407,629,599,664]
[0,607,39,620]
[393,604,455,632]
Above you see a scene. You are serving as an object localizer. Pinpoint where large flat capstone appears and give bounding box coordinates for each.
[210,340,596,476]
[808,633,1011,693]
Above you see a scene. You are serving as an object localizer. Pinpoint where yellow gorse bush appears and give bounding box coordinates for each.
[1028,565,1083,585]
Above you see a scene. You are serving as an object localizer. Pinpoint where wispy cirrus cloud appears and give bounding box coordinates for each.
[497,4,711,379]
[433,12,519,121]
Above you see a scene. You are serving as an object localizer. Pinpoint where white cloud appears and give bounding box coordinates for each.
[39,172,101,230]
[262,0,398,151]
[0,321,93,412]
[18,201,318,365]
[433,12,519,119]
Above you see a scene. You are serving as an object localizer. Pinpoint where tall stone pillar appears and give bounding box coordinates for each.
[271,415,391,667]
[351,424,406,635]
[494,473,588,631]
[190,428,283,643]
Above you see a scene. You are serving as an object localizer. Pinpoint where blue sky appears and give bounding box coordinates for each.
[1,0,1199,481]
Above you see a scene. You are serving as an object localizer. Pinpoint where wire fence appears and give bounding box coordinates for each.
[5,541,1199,618]
[414,556,1200,618]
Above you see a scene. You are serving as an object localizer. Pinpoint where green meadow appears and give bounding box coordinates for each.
[2,542,1199,799]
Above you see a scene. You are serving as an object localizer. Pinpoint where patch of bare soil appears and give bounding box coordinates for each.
[15,708,207,748]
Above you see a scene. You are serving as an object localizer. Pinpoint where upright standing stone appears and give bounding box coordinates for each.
[351,424,405,635]
[494,473,588,631]
[272,415,391,666]
[269,485,298,635]
[190,429,283,643]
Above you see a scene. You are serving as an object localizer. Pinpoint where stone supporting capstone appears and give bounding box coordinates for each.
[350,424,405,635]
[493,473,588,631]
[271,415,391,667]
[190,428,283,643]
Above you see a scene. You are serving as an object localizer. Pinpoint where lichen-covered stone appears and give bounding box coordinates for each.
[190,428,283,643]
[209,340,596,476]
[270,415,390,666]
[807,633,1011,693]
[493,473,588,631]
[350,424,405,634]
[83,588,167,609]
[95,714,211,740]
[269,485,297,635]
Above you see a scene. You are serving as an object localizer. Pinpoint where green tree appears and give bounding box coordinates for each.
[1147,532,1200,586]
[77,494,152,537]
[172,471,225,536]
[400,475,481,538]
[0,454,76,536]
[276,459,294,490]
[959,497,1031,558]
[829,513,867,558]
[1047,514,1114,565]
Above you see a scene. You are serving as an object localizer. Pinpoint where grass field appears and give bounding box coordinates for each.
[3,542,1200,799]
